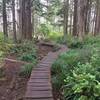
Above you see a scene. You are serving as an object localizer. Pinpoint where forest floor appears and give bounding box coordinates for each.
[0,43,55,100]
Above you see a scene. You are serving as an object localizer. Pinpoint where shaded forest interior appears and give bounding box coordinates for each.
[1,0,100,41]
[0,0,100,100]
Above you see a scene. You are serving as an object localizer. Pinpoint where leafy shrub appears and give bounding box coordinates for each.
[52,49,91,91]
[10,41,36,54]
[39,24,50,37]
[10,41,37,63]
[19,63,34,78]
[55,35,83,48]
[0,43,13,53]
[52,36,100,100]
[52,48,92,76]
[65,35,84,49]
[19,53,37,62]
[0,42,14,60]
[56,36,67,44]
[64,62,100,100]
[48,32,63,42]
[84,35,100,45]
[0,32,4,42]
[68,40,83,49]
[52,50,82,90]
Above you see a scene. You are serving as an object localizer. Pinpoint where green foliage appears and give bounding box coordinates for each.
[68,35,100,49]
[0,32,4,42]
[10,41,37,63]
[19,53,37,62]
[55,35,100,49]
[0,32,14,43]
[48,32,63,41]
[0,43,13,53]
[19,63,34,78]
[0,32,14,59]
[39,24,50,37]
[64,62,100,100]
[0,43,14,60]
[52,48,92,91]
[68,40,83,49]
[52,49,77,90]
[84,35,100,45]
[52,34,83,48]
[52,36,100,100]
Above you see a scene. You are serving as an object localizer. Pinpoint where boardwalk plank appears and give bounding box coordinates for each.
[25,90,53,98]
[25,46,67,100]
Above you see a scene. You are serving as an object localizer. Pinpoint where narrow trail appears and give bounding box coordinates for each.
[25,45,67,100]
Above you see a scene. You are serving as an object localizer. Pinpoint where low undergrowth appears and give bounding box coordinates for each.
[52,36,100,100]
[10,41,37,63]
[19,63,34,78]
[0,39,37,78]
[10,41,37,77]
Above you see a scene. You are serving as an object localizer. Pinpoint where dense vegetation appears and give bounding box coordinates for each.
[52,36,100,100]
[10,41,37,77]
[0,33,37,78]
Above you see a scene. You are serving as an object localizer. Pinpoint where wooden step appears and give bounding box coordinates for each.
[25,45,68,100]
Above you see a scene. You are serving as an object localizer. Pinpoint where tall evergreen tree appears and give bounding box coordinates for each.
[2,0,8,39]
[12,0,17,42]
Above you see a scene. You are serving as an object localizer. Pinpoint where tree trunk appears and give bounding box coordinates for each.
[77,0,86,40]
[94,0,100,35]
[73,0,78,36]
[69,13,73,35]
[32,8,35,36]
[2,0,8,39]
[84,0,92,34]
[63,0,69,36]
[19,0,32,40]
[25,0,32,39]
[12,0,17,42]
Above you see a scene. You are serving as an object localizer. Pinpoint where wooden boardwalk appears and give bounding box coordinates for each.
[25,46,67,100]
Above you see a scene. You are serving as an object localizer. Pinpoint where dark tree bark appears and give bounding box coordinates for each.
[69,12,73,35]
[63,0,69,37]
[25,0,32,39]
[19,0,32,40]
[73,0,78,36]
[94,0,100,35]
[2,0,8,39]
[12,0,17,42]
[84,0,92,34]
[32,8,35,36]
[77,0,87,40]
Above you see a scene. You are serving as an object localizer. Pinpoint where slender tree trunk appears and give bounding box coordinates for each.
[94,0,100,35]
[19,0,23,40]
[77,0,86,40]
[73,0,78,36]
[86,0,92,34]
[63,0,69,36]
[69,13,72,35]
[25,0,32,39]
[12,0,17,42]
[32,8,35,36]
[2,0,8,39]
[84,0,91,34]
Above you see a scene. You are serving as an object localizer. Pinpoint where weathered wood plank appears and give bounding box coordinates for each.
[25,45,68,100]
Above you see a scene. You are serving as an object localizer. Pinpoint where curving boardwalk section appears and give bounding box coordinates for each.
[25,45,67,100]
